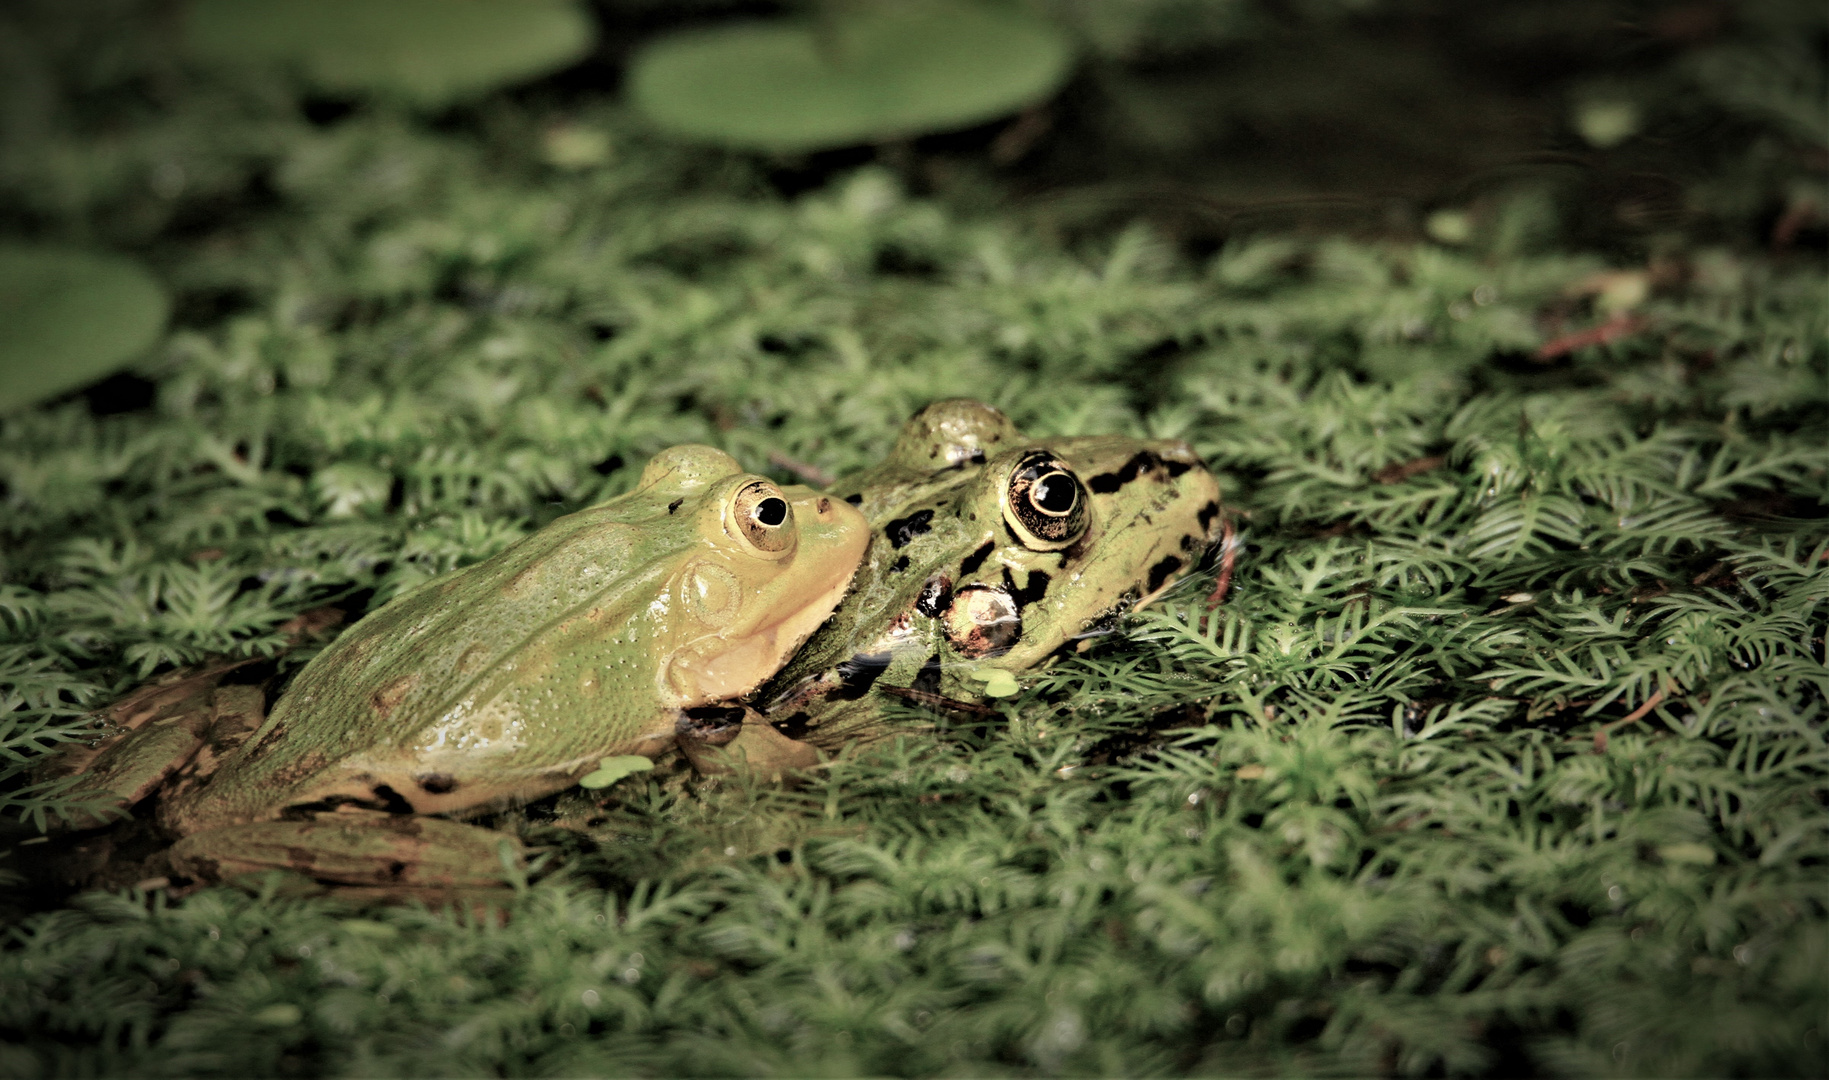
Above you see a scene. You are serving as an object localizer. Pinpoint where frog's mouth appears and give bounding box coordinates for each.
[665,568,860,706]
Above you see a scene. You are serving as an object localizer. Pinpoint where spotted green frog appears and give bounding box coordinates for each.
[755,399,1222,751]
[47,445,867,889]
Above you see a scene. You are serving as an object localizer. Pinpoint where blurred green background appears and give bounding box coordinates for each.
[2,0,1821,408]
[1,0,1822,381]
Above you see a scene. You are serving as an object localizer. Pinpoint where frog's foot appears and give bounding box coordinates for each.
[36,659,268,830]
[159,684,268,807]
[168,809,526,889]
[676,705,820,781]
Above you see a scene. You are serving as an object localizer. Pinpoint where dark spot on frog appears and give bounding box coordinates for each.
[890,555,910,573]
[678,705,746,745]
[844,493,863,505]
[831,652,892,700]
[885,508,934,549]
[264,749,327,789]
[915,575,952,617]
[244,722,292,763]
[1197,500,1220,533]
[959,540,994,577]
[668,498,684,514]
[373,814,425,836]
[371,673,418,719]
[911,654,943,696]
[773,711,813,740]
[416,773,458,795]
[280,780,411,818]
[1001,567,1051,610]
[369,784,415,815]
[385,860,408,881]
[1146,555,1183,593]
[1087,451,1175,494]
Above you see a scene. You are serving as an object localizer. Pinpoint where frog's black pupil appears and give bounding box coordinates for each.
[756,497,788,527]
[1032,474,1077,514]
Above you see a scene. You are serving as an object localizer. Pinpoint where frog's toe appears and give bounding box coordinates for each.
[681,708,821,781]
[169,810,525,889]
[676,704,746,748]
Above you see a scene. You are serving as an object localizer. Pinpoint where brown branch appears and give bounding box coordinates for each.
[1372,454,1447,485]
[1594,685,1667,753]
[766,450,835,488]
[1537,313,1646,361]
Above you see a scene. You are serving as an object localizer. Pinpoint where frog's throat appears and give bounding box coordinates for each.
[666,569,859,706]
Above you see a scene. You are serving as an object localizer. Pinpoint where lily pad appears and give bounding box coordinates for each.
[629,0,1076,151]
[578,755,655,790]
[184,0,596,109]
[0,246,168,414]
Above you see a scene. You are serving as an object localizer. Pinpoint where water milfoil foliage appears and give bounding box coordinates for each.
[0,21,1825,1079]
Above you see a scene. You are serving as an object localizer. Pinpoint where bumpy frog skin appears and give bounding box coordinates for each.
[51,445,867,889]
[757,399,1222,748]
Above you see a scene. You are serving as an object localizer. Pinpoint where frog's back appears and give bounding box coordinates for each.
[175,501,670,827]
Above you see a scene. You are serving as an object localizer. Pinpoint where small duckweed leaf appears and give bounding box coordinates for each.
[976,669,1021,697]
[578,755,655,790]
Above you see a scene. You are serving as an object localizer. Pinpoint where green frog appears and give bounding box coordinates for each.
[755,399,1222,751]
[44,445,868,890]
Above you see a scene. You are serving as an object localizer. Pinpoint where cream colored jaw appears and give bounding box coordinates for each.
[666,566,859,705]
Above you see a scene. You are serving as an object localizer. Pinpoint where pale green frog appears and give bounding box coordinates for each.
[753,399,1222,753]
[46,445,868,889]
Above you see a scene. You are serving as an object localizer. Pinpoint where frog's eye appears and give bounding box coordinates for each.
[1002,451,1089,551]
[730,480,796,554]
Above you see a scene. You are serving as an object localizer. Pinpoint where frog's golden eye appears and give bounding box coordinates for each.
[730,480,796,554]
[1002,451,1089,551]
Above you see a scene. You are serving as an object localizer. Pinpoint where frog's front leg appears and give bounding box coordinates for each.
[168,809,526,889]
[675,705,820,781]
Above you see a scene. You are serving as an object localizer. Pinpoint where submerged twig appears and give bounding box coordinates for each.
[878,686,1000,716]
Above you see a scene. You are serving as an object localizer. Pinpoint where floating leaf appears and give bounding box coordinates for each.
[0,246,168,414]
[184,0,596,109]
[966,666,1022,698]
[629,0,1076,151]
[578,755,655,790]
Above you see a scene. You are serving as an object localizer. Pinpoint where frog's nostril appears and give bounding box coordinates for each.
[816,497,831,515]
